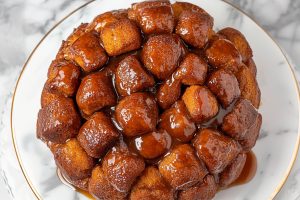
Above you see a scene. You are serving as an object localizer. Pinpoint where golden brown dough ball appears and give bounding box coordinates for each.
[157,77,181,110]
[130,166,175,200]
[77,112,119,158]
[218,27,253,62]
[245,58,257,77]
[223,104,262,151]
[219,153,247,188]
[205,39,242,73]
[40,85,62,108]
[100,18,142,56]
[134,129,171,159]
[37,97,81,143]
[128,0,175,35]
[86,9,128,33]
[67,31,108,73]
[76,71,117,116]
[222,99,259,140]
[46,59,80,97]
[141,34,186,80]
[159,144,208,190]
[178,175,217,200]
[176,10,213,49]
[207,69,240,108]
[159,100,196,142]
[193,128,241,174]
[65,23,88,47]
[115,55,155,96]
[240,113,262,151]
[115,92,158,137]
[182,85,219,123]
[60,23,88,60]
[174,53,208,85]
[50,139,95,181]
[102,142,145,192]
[172,2,213,21]
[88,166,127,200]
[236,66,261,108]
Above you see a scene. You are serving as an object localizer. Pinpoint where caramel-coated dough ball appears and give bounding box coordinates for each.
[182,85,219,123]
[115,92,158,137]
[128,0,175,34]
[102,142,145,192]
[193,128,241,174]
[130,166,175,200]
[76,72,117,116]
[100,18,142,56]
[37,97,81,143]
[77,112,119,158]
[141,34,186,80]
[159,100,196,142]
[115,55,155,96]
[50,139,95,181]
[159,144,208,190]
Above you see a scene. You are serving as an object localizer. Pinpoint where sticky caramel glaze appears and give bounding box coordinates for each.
[230,151,257,186]
[56,168,94,200]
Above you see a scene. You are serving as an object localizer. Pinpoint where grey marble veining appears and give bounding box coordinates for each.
[0,0,299,199]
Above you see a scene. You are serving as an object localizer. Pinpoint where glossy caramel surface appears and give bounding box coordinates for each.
[36,1,262,199]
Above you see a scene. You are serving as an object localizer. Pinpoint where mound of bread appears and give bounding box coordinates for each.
[36,1,262,199]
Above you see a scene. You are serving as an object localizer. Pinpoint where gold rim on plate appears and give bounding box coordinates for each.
[10,0,300,199]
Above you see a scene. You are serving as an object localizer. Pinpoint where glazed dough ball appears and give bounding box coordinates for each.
[50,139,95,181]
[86,9,128,33]
[182,85,219,123]
[77,112,119,158]
[218,27,253,62]
[222,99,262,151]
[102,142,145,192]
[46,59,80,97]
[115,55,155,96]
[37,97,81,143]
[141,34,186,80]
[88,166,127,200]
[174,53,208,85]
[76,71,117,116]
[172,2,213,22]
[156,77,181,110]
[192,128,241,174]
[207,69,240,108]
[68,32,108,73]
[178,175,217,200]
[159,100,196,142]
[205,38,242,73]
[115,92,158,137]
[128,0,175,34]
[134,129,171,159]
[159,144,208,190]
[176,10,213,48]
[100,18,142,56]
[40,85,62,108]
[236,66,261,108]
[130,166,174,200]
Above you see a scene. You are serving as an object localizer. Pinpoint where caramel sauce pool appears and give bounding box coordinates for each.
[231,151,257,187]
[56,168,95,199]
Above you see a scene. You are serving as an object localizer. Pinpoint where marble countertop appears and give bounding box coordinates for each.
[0,0,299,199]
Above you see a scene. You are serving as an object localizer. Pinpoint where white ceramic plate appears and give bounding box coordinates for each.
[11,0,300,199]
